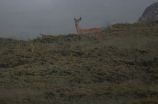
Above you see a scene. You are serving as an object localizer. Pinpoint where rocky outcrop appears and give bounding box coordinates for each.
[138,2,158,22]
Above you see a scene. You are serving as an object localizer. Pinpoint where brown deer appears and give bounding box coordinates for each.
[74,17,101,35]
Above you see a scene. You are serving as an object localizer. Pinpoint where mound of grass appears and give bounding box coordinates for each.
[0,21,158,104]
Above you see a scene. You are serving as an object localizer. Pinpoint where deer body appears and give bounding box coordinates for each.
[74,17,101,35]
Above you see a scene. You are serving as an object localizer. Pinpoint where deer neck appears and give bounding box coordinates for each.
[76,24,82,34]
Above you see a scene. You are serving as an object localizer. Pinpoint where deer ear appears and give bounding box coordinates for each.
[74,18,76,21]
[79,17,81,21]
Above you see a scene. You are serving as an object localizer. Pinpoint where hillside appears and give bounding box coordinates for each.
[0,21,158,104]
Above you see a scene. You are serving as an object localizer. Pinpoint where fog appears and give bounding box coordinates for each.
[0,0,157,39]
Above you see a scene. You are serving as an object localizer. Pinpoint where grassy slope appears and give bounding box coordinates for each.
[0,21,158,104]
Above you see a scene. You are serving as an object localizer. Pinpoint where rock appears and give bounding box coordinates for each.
[138,2,158,22]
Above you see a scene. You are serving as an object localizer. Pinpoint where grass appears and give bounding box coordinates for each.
[0,21,158,104]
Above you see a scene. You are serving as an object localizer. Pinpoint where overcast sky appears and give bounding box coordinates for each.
[0,0,157,39]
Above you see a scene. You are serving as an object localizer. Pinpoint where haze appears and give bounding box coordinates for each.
[0,0,157,39]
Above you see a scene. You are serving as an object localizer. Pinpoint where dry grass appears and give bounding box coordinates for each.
[0,21,158,104]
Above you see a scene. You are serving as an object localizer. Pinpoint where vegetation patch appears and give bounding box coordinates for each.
[0,21,158,104]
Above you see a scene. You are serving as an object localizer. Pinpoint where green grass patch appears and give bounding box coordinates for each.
[0,21,158,104]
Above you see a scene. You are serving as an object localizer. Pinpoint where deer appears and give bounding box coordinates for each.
[74,17,101,35]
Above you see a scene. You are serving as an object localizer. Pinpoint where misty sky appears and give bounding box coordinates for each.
[0,0,157,39]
